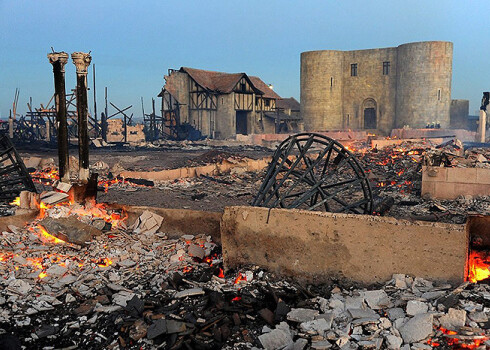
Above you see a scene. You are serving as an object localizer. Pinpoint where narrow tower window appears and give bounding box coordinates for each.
[383,61,390,75]
[437,89,441,101]
[351,64,358,77]
[330,77,334,87]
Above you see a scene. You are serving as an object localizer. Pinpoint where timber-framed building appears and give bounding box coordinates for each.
[158,67,301,139]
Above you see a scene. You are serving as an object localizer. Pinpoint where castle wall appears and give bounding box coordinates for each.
[301,50,344,131]
[301,41,454,134]
[342,48,397,134]
[395,41,453,128]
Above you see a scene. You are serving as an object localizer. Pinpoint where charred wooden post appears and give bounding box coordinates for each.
[47,51,70,183]
[8,111,13,139]
[71,52,92,183]
[102,87,108,142]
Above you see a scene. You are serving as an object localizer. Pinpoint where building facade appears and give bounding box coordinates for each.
[159,67,299,139]
[300,41,454,134]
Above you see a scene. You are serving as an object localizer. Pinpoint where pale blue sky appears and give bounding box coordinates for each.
[1,0,489,118]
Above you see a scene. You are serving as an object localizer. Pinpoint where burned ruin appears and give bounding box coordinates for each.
[0,45,489,350]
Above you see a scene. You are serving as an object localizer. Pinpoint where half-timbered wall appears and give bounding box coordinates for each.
[233,77,255,111]
[255,97,276,112]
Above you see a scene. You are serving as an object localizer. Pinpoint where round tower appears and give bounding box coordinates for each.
[395,41,453,129]
[301,50,344,131]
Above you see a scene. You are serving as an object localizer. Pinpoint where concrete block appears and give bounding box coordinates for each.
[446,168,477,184]
[476,168,490,185]
[420,181,435,197]
[422,166,447,182]
[221,206,468,285]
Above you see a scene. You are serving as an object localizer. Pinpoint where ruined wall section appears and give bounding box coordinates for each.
[450,99,469,129]
[395,41,453,128]
[342,48,397,134]
[215,94,235,139]
[301,50,344,131]
[166,71,190,124]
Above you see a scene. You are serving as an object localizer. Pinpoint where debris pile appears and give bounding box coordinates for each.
[254,276,490,350]
[423,140,490,168]
[2,201,490,350]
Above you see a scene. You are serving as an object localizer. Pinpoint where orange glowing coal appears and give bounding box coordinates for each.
[96,258,113,268]
[435,326,489,349]
[36,224,66,245]
[10,197,20,206]
[468,251,490,283]
[234,273,246,284]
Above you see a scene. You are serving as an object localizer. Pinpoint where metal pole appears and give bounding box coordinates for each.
[47,51,70,182]
[71,52,92,183]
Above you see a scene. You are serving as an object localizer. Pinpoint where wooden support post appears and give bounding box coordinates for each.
[92,64,98,137]
[8,110,13,139]
[47,51,70,183]
[71,52,92,183]
[102,87,108,142]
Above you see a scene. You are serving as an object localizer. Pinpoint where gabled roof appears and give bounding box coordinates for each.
[180,67,244,94]
[177,67,281,98]
[276,97,300,111]
[249,76,281,99]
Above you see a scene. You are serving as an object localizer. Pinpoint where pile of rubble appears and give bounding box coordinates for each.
[358,143,423,195]
[423,139,489,168]
[254,276,490,350]
[2,198,490,349]
[352,141,490,223]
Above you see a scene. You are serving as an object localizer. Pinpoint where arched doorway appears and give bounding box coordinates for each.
[362,98,377,129]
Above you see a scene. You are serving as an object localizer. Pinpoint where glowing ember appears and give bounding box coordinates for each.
[468,251,490,283]
[432,327,489,349]
[218,268,225,278]
[36,224,66,244]
[96,258,113,268]
[234,273,246,284]
[183,266,193,274]
[38,271,47,279]
[10,197,20,206]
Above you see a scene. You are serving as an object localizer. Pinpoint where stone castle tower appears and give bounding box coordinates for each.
[300,41,453,134]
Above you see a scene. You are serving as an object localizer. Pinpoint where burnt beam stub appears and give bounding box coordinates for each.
[47,51,70,182]
[481,92,489,111]
[71,52,92,183]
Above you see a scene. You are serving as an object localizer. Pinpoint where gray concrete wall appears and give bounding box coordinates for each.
[450,99,469,129]
[221,206,468,285]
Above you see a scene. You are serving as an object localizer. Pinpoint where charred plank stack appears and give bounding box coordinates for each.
[0,134,36,201]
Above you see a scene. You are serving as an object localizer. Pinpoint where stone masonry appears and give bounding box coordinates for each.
[301,41,454,134]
